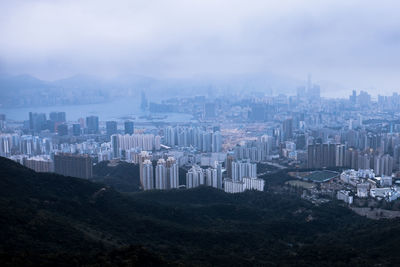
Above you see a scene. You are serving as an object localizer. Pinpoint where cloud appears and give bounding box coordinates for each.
[1,0,400,94]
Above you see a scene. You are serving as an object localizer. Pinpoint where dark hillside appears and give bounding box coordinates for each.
[1,157,400,266]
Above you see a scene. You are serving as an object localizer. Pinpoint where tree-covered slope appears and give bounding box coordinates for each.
[1,156,400,266]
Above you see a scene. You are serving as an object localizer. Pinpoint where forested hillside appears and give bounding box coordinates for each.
[1,157,400,266]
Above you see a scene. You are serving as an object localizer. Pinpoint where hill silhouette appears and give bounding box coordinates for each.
[1,156,400,266]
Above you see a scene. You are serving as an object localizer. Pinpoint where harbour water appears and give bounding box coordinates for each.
[0,97,194,123]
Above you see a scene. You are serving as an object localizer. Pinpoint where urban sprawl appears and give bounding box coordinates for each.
[2,83,400,206]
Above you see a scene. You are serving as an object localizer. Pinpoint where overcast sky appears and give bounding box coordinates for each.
[1,0,400,94]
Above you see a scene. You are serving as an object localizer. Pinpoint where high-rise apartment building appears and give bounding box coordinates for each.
[106,121,118,137]
[72,124,81,136]
[307,143,337,169]
[282,118,293,141]
[57,124,68,136]
[231,160,257,182]
[124,121,134,135]
[24,156,54,173]
[141,159,154,190]
[29,112,47,133]
[212,131,222,152]
[49,112,66,123]
[86,116,99,134]
[54,153,93,179]
[155,158,167,189]
[186,165,204,189]
[166,157,179,189]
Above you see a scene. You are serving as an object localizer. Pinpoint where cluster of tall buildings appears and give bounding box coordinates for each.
[105,120,135,136]
[140,156,179,190]
[231,159,257,182]
[11,85,400,197]
[0,134,53,157]
[29,112,67,134]
[186,162,223,189]
[111,134,161,158]
[224,159,264,193]
[28,112,136,138]
[15,152,94,179]
[233,136,273,162]
[307,143,394,176]
[307,143,337,168]
[164,126,222,152]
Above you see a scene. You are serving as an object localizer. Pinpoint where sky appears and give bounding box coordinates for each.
[1,0,400,94]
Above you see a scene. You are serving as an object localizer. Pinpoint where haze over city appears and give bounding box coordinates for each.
[1,0,400,96]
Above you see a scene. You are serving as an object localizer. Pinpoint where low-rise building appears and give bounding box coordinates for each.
[369,187,400,202]
[356,183,370,198]
[380,175,393,187]
[336,190,353,204]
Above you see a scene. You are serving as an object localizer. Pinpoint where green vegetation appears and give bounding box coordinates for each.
[92,160,141,192]
[1,157,400,266]
[303,170,339,182]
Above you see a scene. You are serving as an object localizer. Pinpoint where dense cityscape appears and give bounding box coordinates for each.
[2,77,400,205]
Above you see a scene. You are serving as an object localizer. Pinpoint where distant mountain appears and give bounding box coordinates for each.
[0,71,350,108]
[0,72,306,108]
[1,156,400,266]
[0,74,50,95]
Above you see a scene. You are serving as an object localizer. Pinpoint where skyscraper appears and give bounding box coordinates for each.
[374,154,393,176]
[106,121,118,137]
[231,160,257,182]
[57,124,68,136]
[308,143,337,169]
[72,124,81,136]
[205,168,217,187]
[166,157,179,189]
[186,165,204,189]
[141,159,154,190]
[215,161,223,189]
[111,134,119,159]
[212,131,222,152]
[155,159,167,189]
[141,91,148,111]
[49,112,66,123]
[124,121,134,135]
[203,103,216,119]
[29,112,47,133]
[165,126,176,147]
[86,116,99,134]
[282,118,293,141]
[226,155,235,179]
[202,132,212,152]
[0,114,5,130]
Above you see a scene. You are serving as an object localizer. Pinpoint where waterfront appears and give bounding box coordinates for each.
[0,97,194,123]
